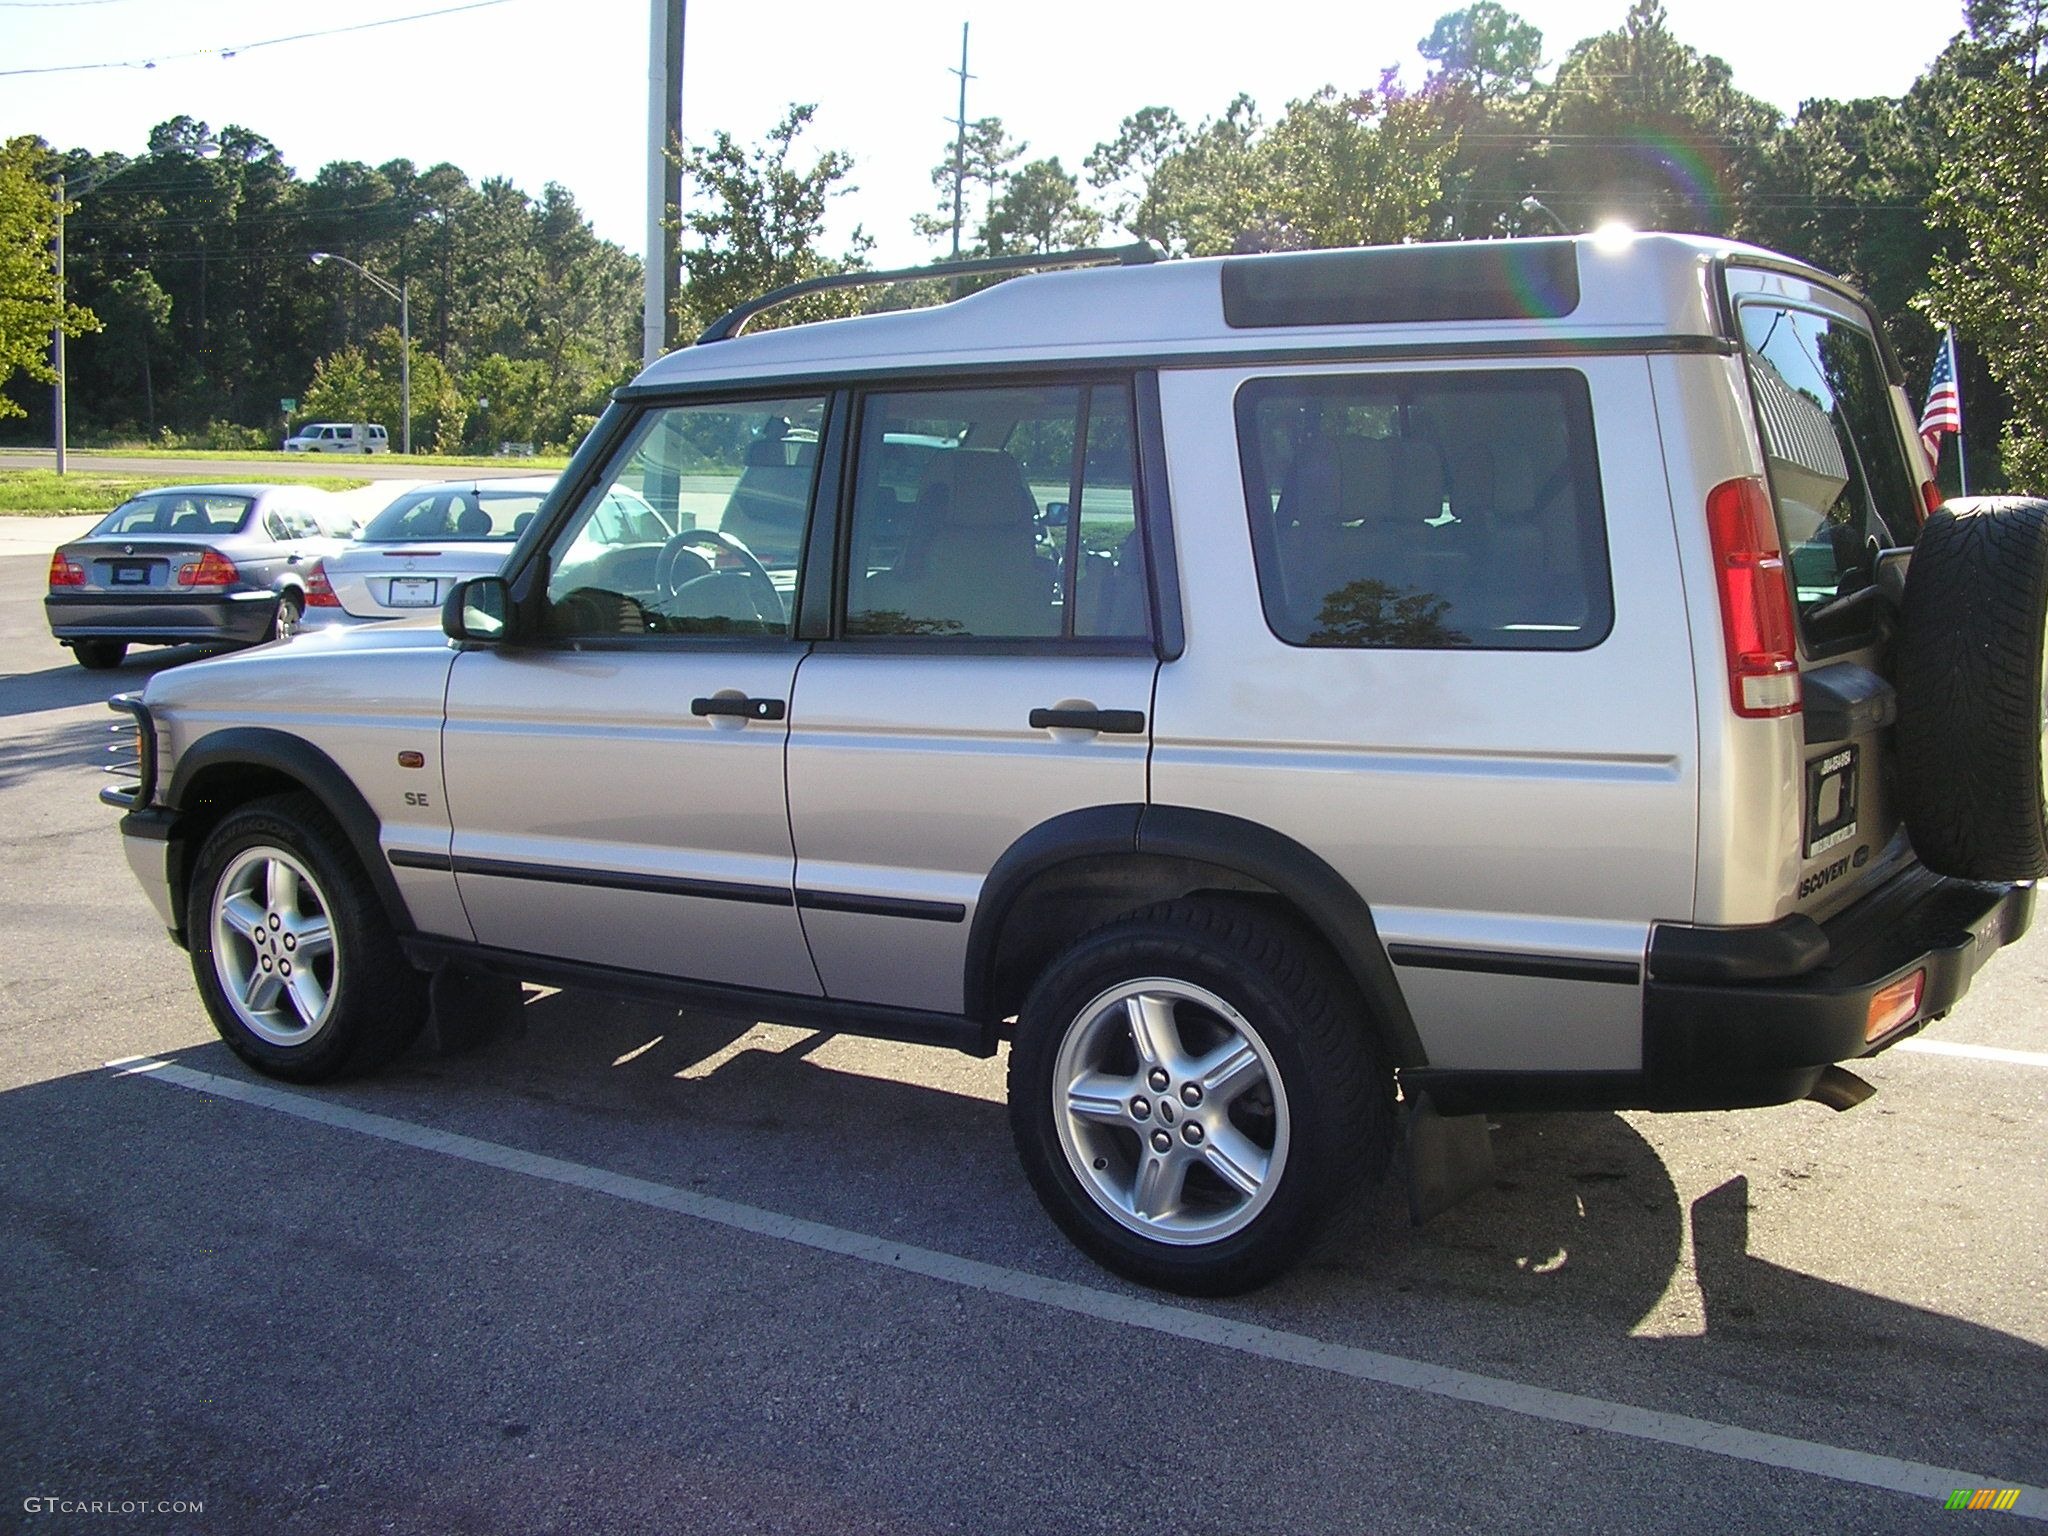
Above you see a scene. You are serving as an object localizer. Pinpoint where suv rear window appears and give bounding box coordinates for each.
[1236,370,1611,650]
[1738,303,1919,653]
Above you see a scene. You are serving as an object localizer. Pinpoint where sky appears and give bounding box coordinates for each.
[1,0,1971,269]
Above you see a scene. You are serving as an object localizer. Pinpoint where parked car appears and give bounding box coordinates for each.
[282,422,389,454]
[304,476,559,627]
[46,484,356,669]
[102,235,2046,1294]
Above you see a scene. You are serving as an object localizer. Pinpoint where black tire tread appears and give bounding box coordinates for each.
[1896,496,2048,881]
[1008,897,1394,1294]
[187,791,428,1081]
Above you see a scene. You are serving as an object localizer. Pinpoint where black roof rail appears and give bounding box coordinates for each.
[694,241,1161,345]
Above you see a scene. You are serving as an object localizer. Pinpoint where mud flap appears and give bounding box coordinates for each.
[425,966,526,1056]
[1403,1090,1495,1225]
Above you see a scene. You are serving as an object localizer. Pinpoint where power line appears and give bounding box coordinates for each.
[0,0,520,78]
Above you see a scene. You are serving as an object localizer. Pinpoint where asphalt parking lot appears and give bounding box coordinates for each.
[0,527,2041,1533]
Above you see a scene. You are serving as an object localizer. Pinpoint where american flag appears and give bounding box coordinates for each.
[1919,329,1962,463]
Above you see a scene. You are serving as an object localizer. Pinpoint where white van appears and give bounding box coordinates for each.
[282,422,390,455]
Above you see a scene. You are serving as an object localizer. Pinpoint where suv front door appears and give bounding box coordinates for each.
[784,377,1163,1012]
[439,394,830,995]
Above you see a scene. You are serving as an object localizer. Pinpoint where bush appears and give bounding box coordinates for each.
[203,419,275,452]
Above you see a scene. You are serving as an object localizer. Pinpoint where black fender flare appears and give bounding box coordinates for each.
[965,802,1425,1067]
[166,727,415,937]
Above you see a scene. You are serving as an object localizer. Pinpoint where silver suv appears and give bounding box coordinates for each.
[104,234,2047,1294]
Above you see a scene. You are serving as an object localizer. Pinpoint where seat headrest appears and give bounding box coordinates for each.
[1279,437,1397,530]
[918,449,1037,530]
[453,504,492,537]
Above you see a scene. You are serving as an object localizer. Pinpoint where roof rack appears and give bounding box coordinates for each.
[694,241,1161,345]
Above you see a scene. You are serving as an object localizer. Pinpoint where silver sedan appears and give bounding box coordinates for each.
[44,483,357,670]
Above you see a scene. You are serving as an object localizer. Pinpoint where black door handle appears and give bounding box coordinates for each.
[691,696,786,721]
[1029,706,1146,734]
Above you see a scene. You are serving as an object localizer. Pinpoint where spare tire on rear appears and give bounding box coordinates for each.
[1895,495,2048,881]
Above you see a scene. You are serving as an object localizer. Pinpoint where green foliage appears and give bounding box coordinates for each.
[674,104,873,336]
[982,159,1102,255]
[1927,59,2048,489]
[0,136,98,422]
[1099,83,1453,257]
[914,116,1028,251]
[1419,2,1545,101]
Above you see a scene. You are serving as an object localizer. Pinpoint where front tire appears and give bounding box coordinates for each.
[1008,900,1394,1295]
[186,792,428,1081]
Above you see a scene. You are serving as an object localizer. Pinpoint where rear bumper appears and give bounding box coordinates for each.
[1411,865,2034,1114]
[46,589,278,646]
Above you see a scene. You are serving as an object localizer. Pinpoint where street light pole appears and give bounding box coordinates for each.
[310,252,411,453]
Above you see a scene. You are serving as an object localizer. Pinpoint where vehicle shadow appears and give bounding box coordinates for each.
[0,647,218,720]
[41,988,2045,1489]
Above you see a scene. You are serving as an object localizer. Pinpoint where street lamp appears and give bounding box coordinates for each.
[310,251,411,454]
[1520,196,1570,235]
[49,135,218,474]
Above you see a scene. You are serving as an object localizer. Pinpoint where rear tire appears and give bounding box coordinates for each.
[1008,899,1394,1295]
[186,792,428,1081]
[1896,496,2048,880]
[71,640,126,670]
[270,591,304,643]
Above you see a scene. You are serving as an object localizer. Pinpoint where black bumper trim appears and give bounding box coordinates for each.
[1389,942,1640,986]
[1410,868,2034,1115]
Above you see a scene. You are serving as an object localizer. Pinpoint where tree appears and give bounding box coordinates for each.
[1419,2,1545,102]
[98,272,173,431]
[0,136,97,423]
[980,158,1102,255]
[673,104,872,336]
[1926,12,2048,488]
[914,116,1028,251]
[1086,107,1189,234]
[1536,0,1779,235]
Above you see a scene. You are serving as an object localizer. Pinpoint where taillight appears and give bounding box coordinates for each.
[303,561,340,608]
[175,550,240,588]
[1919,480,1943,521]
[1705,476,1801,719]
[48,552,85,588]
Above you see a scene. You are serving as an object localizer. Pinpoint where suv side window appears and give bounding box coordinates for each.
[1237,369,1612,650]
[843,381,1146,640]
[542,395,825,639]
[1738,303,1919,653]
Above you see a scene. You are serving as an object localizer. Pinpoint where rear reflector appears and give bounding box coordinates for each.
[175,549,239,589]
[1867,970,1925,1041]
[303,561,340,607]
[1705,476,1801,719]
[1919,480,1943,521]
[48,552,85,588]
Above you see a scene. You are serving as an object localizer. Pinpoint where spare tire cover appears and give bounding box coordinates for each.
[1896,495,2048,881]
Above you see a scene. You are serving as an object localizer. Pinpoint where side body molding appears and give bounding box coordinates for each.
[964,803,1424,1067]
[166,727,416,938]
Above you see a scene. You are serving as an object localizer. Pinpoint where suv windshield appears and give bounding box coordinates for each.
[1739,304,1918,652]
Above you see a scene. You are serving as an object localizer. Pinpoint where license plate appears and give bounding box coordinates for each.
[1804,745,1860,858]
[113,565,148,585]
[388,578,439,607]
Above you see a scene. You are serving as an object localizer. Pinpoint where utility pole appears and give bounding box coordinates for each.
[644,0,685,365]
[51,174,67,475]
[948,23,972,259]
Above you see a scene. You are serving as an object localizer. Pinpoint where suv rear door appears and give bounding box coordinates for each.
[1726,267,1925,919]
[782,376,1162,1013]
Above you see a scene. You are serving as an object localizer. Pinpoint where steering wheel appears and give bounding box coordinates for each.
[654,529,783,627]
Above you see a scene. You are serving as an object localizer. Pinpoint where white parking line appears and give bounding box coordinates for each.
[110,1054,2046,1520]
[1896,1038,2048,1069]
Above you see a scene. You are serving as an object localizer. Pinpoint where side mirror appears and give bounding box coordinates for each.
[444,576,510,642]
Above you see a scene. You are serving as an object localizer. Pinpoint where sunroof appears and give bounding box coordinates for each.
[1221,243,1581,328]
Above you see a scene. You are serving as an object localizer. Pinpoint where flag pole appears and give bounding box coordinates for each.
[1950,327,1970,497]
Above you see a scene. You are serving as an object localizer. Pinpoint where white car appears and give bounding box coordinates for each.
[303,476,558,625]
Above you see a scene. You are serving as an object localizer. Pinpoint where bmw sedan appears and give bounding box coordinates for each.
[44,484,356,670]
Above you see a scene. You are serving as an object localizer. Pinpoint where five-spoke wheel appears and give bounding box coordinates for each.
[209,846,338,1046]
